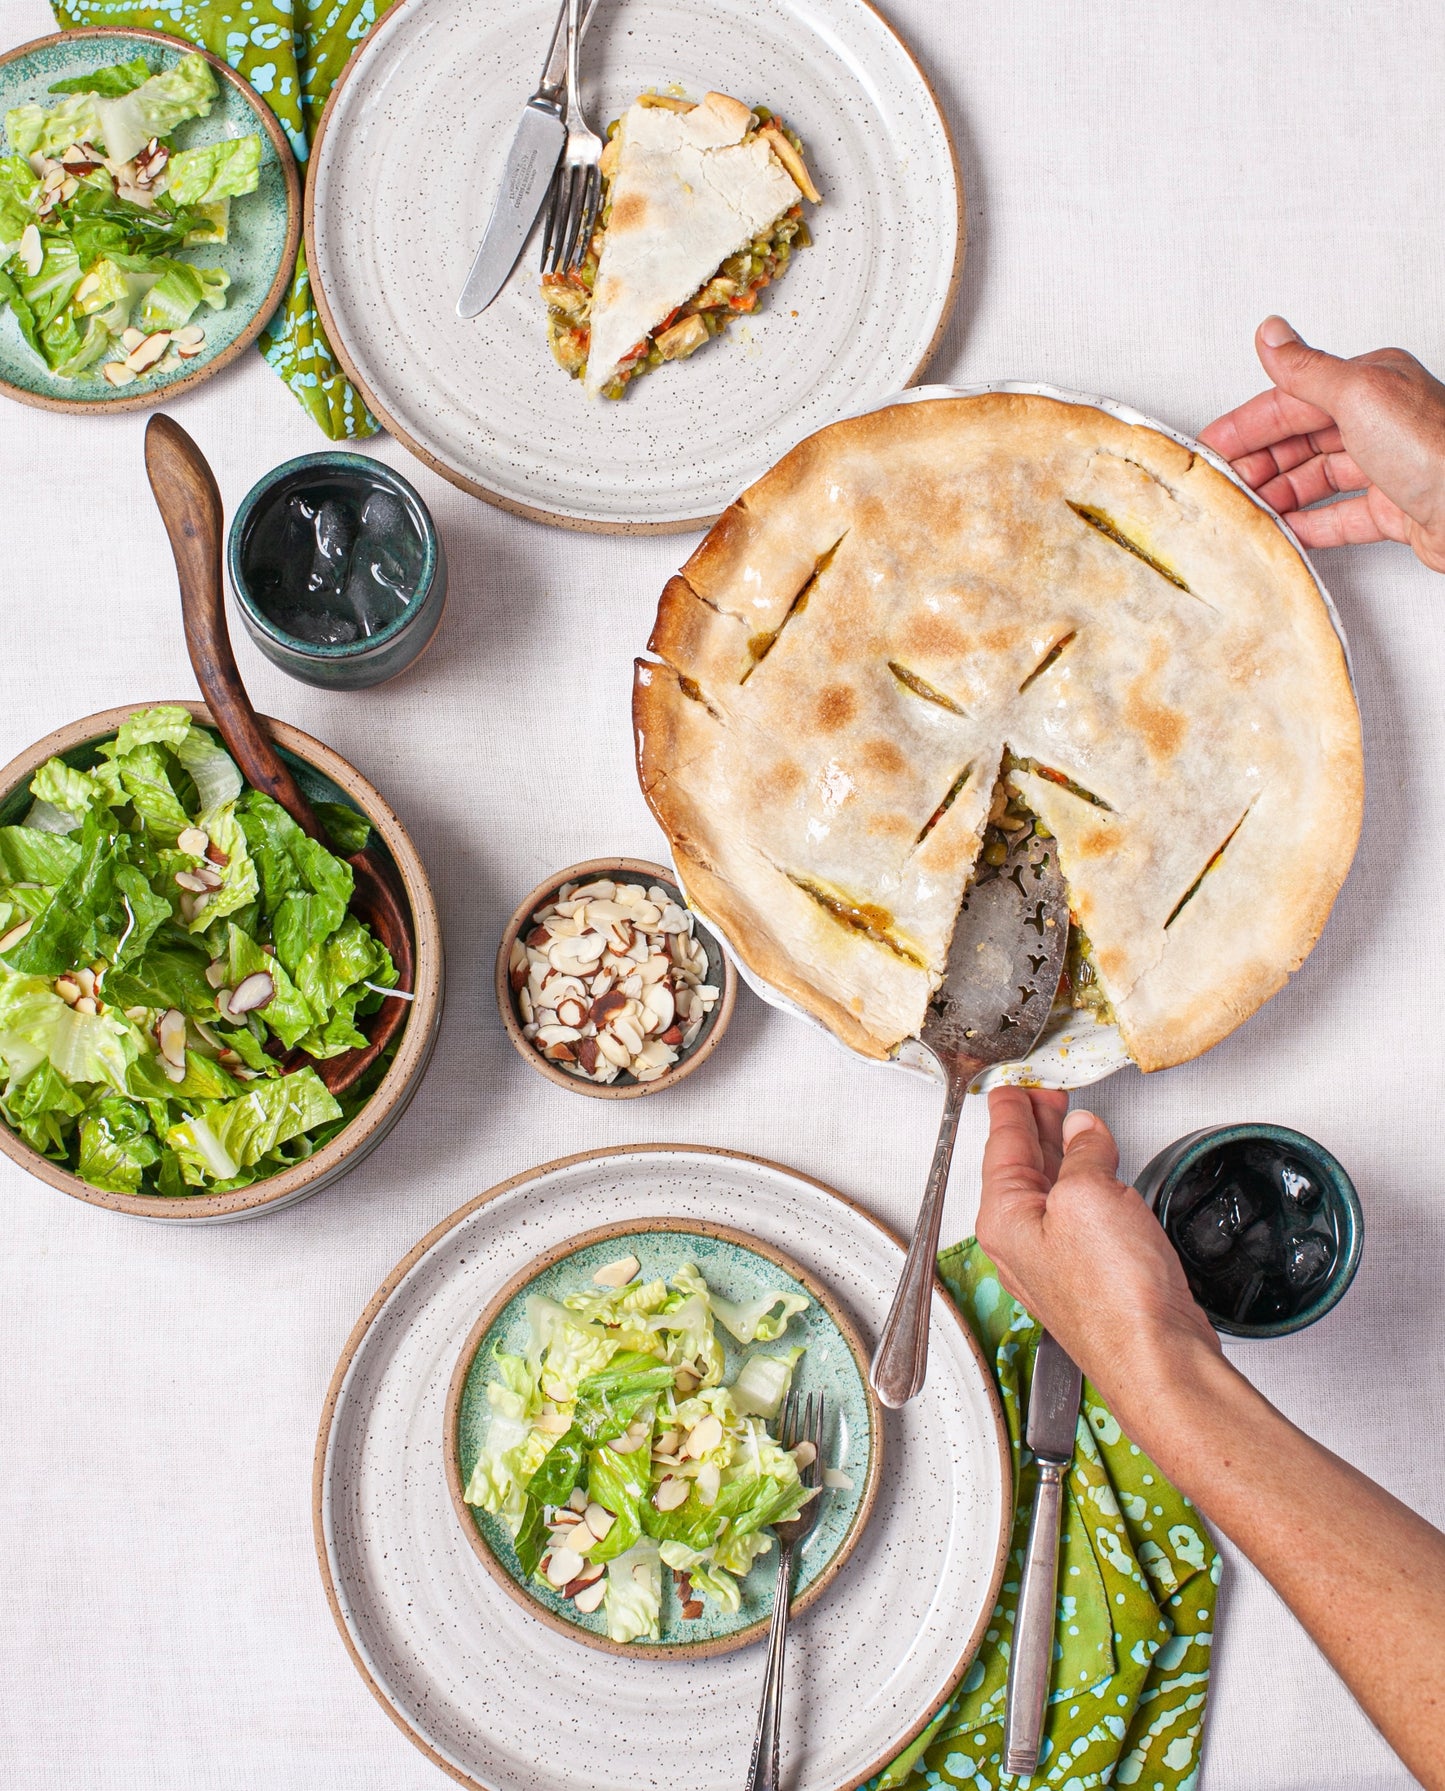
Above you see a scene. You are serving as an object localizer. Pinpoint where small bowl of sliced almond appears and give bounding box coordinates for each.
[496,858,736,1098]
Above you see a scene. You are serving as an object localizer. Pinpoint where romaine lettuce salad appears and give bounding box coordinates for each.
[0,53,262,384]
[464,1254,817,1643]
[0,707,401,1197]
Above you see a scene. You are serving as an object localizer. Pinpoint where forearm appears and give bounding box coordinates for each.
[1111,1343,1445,1789]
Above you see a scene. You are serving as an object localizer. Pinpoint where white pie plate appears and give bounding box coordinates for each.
[671,381,1356,1094]
[314,1145,1010,1791]
[304,0,963,532]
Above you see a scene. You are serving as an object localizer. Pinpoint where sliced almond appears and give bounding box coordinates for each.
[125,331,171,374]
[73,996,98,1015]
[102,361,137,388]
[229,972,276,1016]
[121,327,146,352]
[55,975,81,1006]
[591,1253,640,1289]
[175,340,205,360]
[161,1059,186,1085]
[696,1460,721,1506]
[534,1408,571,1435]
[572,1576,607,1614]
[791,1440,817,1469]
[545,1547,584,1587]
[597,1030,631,1069]
[123,1006,149,1024]
[567,1486,589,1514]
[584,1503,615,1542]
[177,826,209,856]
[653,1429,680,1457]
[642,983,675,1033]
[611,1015,644,1056]
[0,918,32,952]
[673,1367,699,1395]
[174,869,209,893]
[192,864,224,891]
[17,224,42,279]
[549,1507,583,1528]
[174,324,206,348]
[652,1476,690,1513]
[157,1008,187,1069]
[73,967,96,998]
[682,1414,723,1459]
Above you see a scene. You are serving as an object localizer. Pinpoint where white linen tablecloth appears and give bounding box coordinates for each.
[1,0,1440,1783]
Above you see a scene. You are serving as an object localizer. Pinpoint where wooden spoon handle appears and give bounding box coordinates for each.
[143,413,330,847]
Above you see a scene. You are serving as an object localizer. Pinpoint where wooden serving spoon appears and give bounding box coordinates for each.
[144,413,415,1097]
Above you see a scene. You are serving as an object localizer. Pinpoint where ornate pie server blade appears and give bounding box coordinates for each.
[870,826,1070,1407]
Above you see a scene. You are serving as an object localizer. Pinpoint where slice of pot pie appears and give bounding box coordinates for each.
[633,393,1364,1072]
[542,90,818,399]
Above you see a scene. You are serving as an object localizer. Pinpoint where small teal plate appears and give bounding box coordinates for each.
[0,28,299,413]
[446,1219,882,1658]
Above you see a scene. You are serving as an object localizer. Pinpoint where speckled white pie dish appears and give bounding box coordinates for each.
[304,0,963,532]
[673,380,1357,1097]
[314,1145,1010,1791]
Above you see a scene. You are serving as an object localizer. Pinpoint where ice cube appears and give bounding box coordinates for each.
[358,488,409,540]
[340,555,406,638]
[1239,1219,1276,1266]
[271,606,359,646]
[1280,1160,1320,1212]
[1175,1181,1257,1265]
[1283,1232,1332,1290]
[303,496,354,602]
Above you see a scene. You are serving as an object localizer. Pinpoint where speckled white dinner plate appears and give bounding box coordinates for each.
[314,1145,1010,1791]
[305,0,962,532]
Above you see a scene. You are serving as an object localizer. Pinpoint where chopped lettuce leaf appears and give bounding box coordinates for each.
[165,1066,340,1185]
[48,56,153,100]
[94,54,218,163]
[174,723,242,812]
[0,825,81,888]
[136,259,228,333]
[711,1286,810,1345]
[602,1539,662,1644]
[731,1346,804,1420]
[6,91,103,160]
[77,1093,160,1192]
[0,965,138,1091]
[0,155,39,251]
[166,136,261,206]
[111,704,191,754]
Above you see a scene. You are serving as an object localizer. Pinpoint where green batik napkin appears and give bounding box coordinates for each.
[52,0,390,437]
[873,1242,1219,1791]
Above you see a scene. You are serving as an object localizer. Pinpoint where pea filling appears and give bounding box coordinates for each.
[980,764,1117,1028]
[541,103,812,399]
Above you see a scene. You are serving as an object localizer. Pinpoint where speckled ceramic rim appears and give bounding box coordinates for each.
[494,857,737,1099]
[312,1143,1012,1791]
[0,701,443,1220]
[302,0,966,535]
[442,1214,884,1660]
[0,28,301,417]
[1141,1123,1364,1338]
[227,451,443,660]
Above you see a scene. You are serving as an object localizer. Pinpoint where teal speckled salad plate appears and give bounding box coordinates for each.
[0,27,299,413]
[445,1218,882,1658]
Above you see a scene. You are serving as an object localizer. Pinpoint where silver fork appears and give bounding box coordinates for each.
[744,1391,826,1791]
[539,0,602,275]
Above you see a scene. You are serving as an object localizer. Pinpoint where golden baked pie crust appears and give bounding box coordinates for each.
[633,393,1364,1071]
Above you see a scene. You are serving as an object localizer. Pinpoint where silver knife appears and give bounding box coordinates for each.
[456,0,603,318]
[1003,1330,1083,1777]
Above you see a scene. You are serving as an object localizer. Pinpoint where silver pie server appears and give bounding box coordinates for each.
[869,823,1070,1408]
[1004,1329,1083,1775]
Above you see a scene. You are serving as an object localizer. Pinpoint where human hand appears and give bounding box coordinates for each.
[1198,316,1445,572]
[973,1088,1220,1428]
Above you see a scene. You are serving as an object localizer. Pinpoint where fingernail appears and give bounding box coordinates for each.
[1259,315,1300,349]
[1062,1111,1094,1144]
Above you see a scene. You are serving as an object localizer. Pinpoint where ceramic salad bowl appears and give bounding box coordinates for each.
[0,701,442,1221]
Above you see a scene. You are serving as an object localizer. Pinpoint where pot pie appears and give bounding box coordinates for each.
[542,90,817,399]
[632,393,1364,1072]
